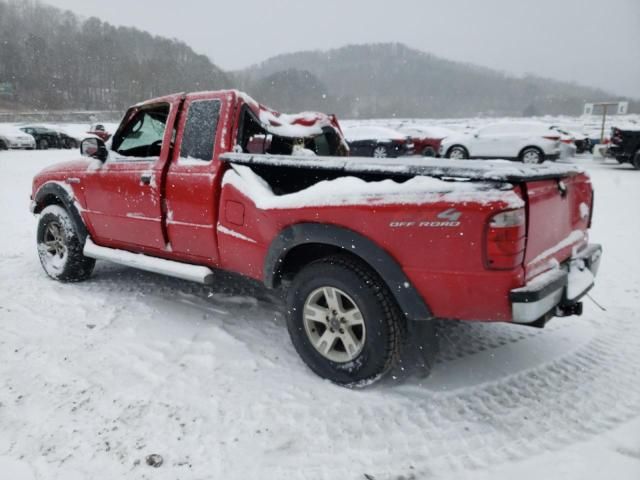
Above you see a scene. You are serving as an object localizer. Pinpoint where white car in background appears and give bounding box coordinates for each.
[0,125,36,150]
[440,122,562,164]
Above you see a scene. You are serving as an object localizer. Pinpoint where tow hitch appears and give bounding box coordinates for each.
[556,302,583,318]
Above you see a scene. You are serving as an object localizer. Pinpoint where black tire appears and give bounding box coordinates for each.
[422,146,436,157]
[286,255,403,387]
[632,149,640,170]
[446,145,468,159]
[0,140,7,150]
[372,144,390,158]
[520,147,544,164]
[37,205,95,282]
[37,139,49,150]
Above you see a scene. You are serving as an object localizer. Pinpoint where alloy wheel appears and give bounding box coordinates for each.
[302,286,366,363]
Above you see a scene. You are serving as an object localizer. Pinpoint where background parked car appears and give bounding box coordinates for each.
[0,126,36,150]
[87,123,112,142]
[608,126,640,169]
[396,125,455,157]
[440,122,562,164]
[551,126,592,154]
[342,125,414,157]
[42,126,80,149]
[19,126,61,150]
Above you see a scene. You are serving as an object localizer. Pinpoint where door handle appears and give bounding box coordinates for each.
[140,173,152,185]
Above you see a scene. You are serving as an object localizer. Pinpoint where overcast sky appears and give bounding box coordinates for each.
[45,0,640,98]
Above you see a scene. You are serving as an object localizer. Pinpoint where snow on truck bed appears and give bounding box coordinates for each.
[221,152,585,183]
[223,163,525,209]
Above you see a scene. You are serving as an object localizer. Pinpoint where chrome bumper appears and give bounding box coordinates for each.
[510,244,602,324]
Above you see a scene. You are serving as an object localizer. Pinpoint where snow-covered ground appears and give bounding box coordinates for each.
[1,148,639,480]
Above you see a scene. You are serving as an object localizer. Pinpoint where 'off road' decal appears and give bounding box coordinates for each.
[389,208,462,228]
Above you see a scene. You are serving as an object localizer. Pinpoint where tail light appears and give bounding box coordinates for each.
[543,135,561,141]
[485,208,526,270]
[611,128,623,145]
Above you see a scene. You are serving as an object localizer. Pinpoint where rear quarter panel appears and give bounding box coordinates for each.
[217,180,526,322]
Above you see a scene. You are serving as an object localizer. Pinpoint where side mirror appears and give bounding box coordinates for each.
[81,137,108,162]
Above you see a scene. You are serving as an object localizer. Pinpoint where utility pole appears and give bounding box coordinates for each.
[584,101,629,144]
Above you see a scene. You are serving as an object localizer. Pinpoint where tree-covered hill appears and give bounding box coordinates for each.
[0,0,229,110]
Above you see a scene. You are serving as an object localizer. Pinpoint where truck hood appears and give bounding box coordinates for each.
[38,158,94,175]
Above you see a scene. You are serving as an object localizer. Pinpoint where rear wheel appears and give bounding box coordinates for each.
[0,140,7,150]
[37,205,95,282]
[520,147,543,164]
[372,145,389,158]
[422,146,436,157]
[446,145,468,159]
[286,255,402,386]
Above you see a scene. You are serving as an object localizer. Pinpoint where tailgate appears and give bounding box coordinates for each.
[523,172,593,280]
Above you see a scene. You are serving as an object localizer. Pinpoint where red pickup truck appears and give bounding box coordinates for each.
[30,90,602,386]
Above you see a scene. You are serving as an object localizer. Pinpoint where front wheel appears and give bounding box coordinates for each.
[37,139,49,150]
[520,147,543,164]
[632,149,640,170]
[37,205,95,282]
[286,255,402,386]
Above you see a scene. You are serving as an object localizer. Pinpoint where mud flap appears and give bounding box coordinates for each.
[384,320,440,384]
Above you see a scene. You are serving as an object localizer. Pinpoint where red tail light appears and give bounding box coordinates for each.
[611,128,623,145]
[543,135,561,141]
[485,209,526,270]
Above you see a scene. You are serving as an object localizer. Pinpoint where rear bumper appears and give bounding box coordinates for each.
[545,152,561,161]
[510,244,602,324]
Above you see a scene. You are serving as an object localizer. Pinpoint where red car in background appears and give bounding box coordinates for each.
[397,125,455,157]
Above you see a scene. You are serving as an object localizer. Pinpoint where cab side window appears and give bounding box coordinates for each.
[112,103,170,158]
[180,100,221,162]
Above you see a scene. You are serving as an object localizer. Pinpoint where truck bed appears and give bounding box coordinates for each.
[221,152,583,183]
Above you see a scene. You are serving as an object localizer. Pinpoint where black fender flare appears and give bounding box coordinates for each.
[264,223,432,321]
[33,182,89,242]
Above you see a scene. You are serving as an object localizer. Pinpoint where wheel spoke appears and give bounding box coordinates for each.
[343,308,364,327]
[304,303,329,325]
[322,287,341,313]
[341,329,360,358]
[315,329,337,356]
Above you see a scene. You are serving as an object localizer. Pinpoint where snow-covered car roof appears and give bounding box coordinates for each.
[397,125,455,139]
[342,125,406,142]
[0,125,33,136]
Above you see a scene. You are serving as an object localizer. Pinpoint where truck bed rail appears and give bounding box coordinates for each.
[221,152,583,183]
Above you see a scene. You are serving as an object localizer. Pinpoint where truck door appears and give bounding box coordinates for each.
[83,97,181,251]
[164,92,229,263]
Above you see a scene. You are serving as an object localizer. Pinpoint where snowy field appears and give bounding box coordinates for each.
[1,148,639,480]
